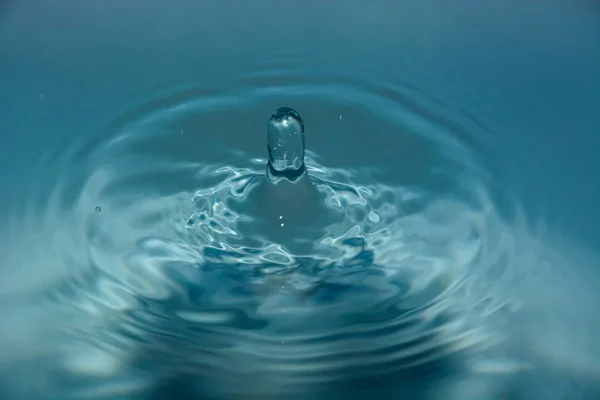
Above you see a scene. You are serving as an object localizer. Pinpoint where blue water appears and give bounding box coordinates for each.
[1,1,600,399]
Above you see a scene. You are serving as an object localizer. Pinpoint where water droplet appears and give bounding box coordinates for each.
[95,206,101,212]
[267,107,305,172]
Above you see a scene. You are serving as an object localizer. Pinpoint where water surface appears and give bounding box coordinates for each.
[1,1,599,399]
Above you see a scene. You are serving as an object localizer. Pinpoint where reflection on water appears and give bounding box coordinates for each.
[1,71,596,399]
[1,2,600,398]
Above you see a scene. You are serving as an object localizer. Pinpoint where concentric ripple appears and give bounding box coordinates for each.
[2,72,526,399]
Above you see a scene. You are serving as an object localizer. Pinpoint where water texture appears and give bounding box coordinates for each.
[1,1,599,399]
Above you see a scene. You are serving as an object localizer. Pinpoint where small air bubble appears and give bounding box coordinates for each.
[95,206,101,212]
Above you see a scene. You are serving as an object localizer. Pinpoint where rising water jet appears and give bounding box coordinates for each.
[266,106,307,182]
[255,107,323,244]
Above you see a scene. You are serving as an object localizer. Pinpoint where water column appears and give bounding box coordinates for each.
[267,106,307,181]
[257,107,323,251]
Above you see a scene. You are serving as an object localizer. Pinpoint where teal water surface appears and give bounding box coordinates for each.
[1,1,599,399]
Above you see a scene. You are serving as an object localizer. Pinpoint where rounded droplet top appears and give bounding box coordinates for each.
[267,107,305,172]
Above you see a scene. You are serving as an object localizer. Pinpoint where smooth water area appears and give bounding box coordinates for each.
[1,1,600,399]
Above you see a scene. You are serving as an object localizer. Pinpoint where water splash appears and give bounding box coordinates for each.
[1,72,593,399]
[267,106,306,181]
